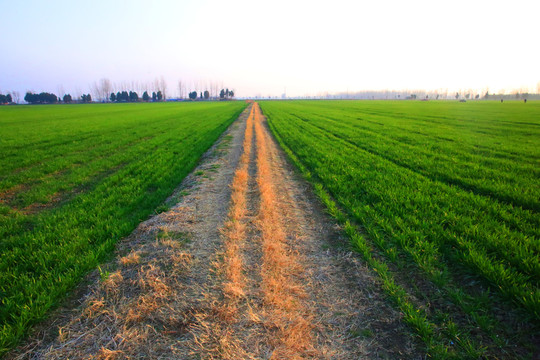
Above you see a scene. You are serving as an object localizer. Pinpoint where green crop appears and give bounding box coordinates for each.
[0,101,246,354]
[261,100,539,359]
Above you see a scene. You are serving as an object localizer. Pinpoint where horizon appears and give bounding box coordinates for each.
[1,0,539,99]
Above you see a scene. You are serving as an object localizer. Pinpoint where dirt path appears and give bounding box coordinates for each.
[9,103,421,359]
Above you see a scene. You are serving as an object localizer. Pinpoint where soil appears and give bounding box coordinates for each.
[7,103,422,359]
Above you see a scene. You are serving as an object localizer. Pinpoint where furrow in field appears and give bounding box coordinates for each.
[0,105,235,193]
[309,110,539,180]
[291,111,539,212]
[0,125,165,182]
[354,107,538,139]
[0,134,195,240]
[0,131,178,211]
[282,102,539,162]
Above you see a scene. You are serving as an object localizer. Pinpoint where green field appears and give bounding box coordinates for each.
[261,100,540,359]
[0,101,246,353]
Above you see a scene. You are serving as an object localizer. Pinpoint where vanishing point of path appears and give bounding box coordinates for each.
[9,103,421,359]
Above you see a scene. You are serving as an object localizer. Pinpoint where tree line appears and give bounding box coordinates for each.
[0,93,13,104]
[109,88,234,102]
[23,90,168,104]
[110,90,163,102]
[188,88,235,100]
[23,92,91,104]
[24,92,58,104]
[18,82,235,104]
[219,88,234,99]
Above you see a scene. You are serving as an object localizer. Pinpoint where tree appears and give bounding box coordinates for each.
[11,91,20,104]
[475,94,480,99]
[189,91,197,100]
[455,92,459,99]
[204,90,210,100]
[63,94,72,103]
[178,80,184,99]
[157,91,163,101]
[0,94,7,104]
[152,92,157,101]
[142,91,149,101]
[91,78,111,102]
[81,94,92,103]
[110,92,116,102]
[24,92,34,103]
[159,76,167,100]
[100,78,112,102]
[229,90,234,98]
[6,94,13,103]
[24,92,58,104]
[220,89,225,99]
[129,91,138,102]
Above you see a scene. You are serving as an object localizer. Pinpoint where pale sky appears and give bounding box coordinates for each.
[1,0,539,98]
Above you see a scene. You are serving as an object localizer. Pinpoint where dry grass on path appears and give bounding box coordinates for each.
[253,104,316,359]
[221,106,254,300]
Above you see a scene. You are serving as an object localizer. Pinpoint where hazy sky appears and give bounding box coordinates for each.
[1,0,539,98]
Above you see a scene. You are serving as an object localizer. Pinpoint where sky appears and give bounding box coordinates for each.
[1,0,539,98]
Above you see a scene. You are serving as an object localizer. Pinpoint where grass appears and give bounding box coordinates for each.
[261,99,540,359]
[0,101,246,355]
